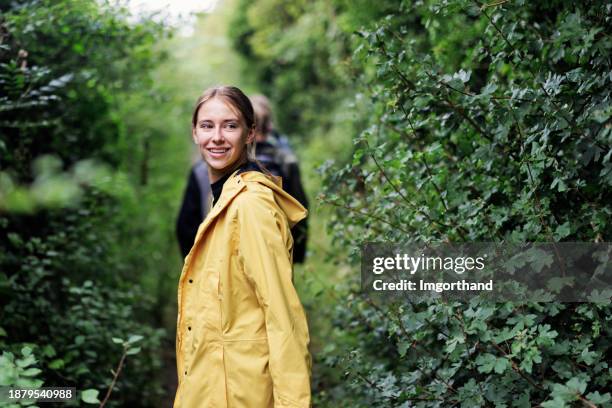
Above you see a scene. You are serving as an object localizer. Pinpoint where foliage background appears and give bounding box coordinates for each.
[229,0,611,407]
[1,0,610,407]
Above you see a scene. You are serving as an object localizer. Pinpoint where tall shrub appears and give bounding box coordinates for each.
[1,1,169,405]
[231,0,611,406]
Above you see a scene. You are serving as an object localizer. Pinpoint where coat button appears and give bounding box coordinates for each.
[188,279,193,283]
[188,326,191,331]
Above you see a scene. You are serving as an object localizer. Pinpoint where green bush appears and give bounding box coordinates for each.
[1,1,171,406]
[231,0,611,406]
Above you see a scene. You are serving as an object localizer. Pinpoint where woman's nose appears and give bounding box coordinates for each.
[212,126,224,142]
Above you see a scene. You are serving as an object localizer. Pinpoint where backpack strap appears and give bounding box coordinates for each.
[274,146,297,182]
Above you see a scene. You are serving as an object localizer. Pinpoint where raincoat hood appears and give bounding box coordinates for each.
[238,171,307,228]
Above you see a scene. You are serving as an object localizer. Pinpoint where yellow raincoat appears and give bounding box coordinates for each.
[174,170,311,408]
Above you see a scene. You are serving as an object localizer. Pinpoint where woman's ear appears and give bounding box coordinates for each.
[245,127,256,145]
[191,128,199,145]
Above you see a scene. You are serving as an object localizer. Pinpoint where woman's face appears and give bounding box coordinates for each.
[192,97,254,182]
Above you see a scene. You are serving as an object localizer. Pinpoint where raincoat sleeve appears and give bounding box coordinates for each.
[236,191,311,407]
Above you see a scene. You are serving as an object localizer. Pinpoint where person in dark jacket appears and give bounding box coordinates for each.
[176,94,309,263]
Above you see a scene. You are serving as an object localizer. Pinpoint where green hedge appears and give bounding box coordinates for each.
[231,0,611,406]
[0,1,171,406]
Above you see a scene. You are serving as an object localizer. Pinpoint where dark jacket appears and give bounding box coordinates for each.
[176,161,209,259]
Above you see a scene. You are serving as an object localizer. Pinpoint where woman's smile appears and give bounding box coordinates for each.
[206,147,231,158]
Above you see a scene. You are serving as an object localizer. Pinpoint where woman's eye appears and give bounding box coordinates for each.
[225,122,238,129]
[200,123,213,129]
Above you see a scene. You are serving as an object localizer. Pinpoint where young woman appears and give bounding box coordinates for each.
[174,86,311,408]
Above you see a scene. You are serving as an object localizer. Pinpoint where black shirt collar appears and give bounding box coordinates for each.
[210,160,263,206]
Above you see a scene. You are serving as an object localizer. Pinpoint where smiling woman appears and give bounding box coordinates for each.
[174,86,312,408]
